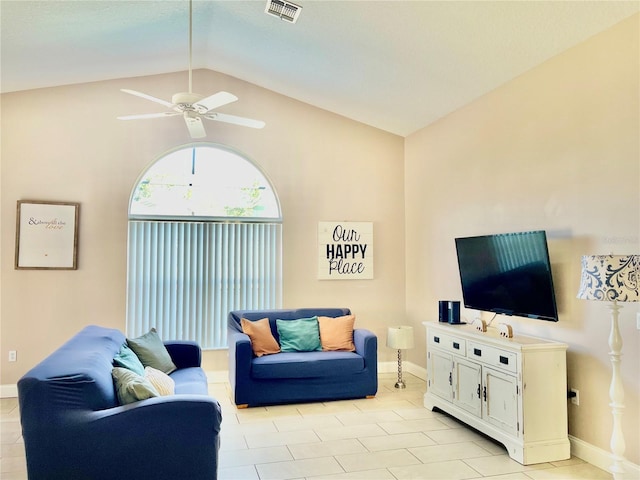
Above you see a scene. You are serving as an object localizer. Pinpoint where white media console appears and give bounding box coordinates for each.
[423,321,570,465]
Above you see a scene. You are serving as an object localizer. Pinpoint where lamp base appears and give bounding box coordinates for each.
[394,349,406,389]
[607,300,626,480]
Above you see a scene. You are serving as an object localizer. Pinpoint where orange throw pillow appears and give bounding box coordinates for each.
[241,318,281,357]
[318,315,356,351]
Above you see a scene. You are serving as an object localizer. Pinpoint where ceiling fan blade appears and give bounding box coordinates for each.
[204,112,266,129]
[184,112,206,138]
[121,89,175,109]
[194,91,238,113]
[118,112,180,120]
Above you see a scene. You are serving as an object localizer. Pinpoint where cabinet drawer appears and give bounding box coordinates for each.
[428,331,466,356]
[467,342,517,373]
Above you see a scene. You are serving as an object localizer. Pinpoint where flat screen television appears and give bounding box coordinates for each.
[455,230,559,321]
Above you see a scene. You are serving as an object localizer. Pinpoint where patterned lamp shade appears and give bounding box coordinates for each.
[577,255,639,302]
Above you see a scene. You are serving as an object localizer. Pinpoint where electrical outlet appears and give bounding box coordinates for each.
[570,388,579,406]
[8,350,17,362]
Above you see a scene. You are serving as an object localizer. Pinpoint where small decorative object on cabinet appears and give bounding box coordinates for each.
[423,321,570,465]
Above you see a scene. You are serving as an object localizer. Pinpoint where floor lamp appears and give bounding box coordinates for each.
[387,326,414,388]
[577,254,639,480]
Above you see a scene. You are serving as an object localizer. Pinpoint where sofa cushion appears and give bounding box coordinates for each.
[276,317,322,352]
[318,315,356,352]
[251,351,365,379]
[170,367,210,395]
[112,367,160,404]
[127,328,177,374]
[145,366,175,396]
[113,343,145,376]
[241,317,281,357]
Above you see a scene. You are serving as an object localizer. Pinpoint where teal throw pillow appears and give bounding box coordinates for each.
[112,367,160,405]
[276,317,322,352]
[113,343,145,376]
[127,328,177,374]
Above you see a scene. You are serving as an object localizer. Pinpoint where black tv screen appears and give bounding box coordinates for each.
[455,230,558,321]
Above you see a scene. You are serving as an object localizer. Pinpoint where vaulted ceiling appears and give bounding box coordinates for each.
[1,1,638,136]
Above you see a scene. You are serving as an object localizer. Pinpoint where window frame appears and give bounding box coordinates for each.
[128,142,282,223]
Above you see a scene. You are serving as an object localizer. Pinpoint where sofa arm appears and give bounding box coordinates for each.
[227,330,253,396]
[63,396,222,480]
[353,328,377,366]
[165,341,201,368]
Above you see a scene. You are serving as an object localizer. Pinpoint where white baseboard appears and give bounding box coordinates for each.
[1,384,18,398]
[1,363,422,394]
[569,435,640,479]
[378,360,426,381]
[405,361,427,381]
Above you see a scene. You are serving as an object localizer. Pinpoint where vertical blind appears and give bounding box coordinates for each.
[127,220,282,349]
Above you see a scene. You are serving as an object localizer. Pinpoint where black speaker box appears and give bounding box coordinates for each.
[448,301,461,324]
[438,301,449,322]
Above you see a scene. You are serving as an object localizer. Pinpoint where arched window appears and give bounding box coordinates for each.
[127,144,282,349]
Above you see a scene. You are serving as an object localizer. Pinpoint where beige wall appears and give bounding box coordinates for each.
[0,69,405,384]
[1,12,638,467]
[405,15,639,463]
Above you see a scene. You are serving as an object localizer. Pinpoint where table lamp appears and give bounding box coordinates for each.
[387,326,414,388]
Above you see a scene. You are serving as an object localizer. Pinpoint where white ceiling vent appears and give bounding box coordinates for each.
[265,0,302,24]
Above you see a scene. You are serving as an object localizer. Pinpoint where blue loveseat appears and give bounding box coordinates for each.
[17,325,222,480]
[228,308,378,407]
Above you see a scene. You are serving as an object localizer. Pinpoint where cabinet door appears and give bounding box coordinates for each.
[483,366,518,436]
[428,350,453,402]
[453,358,482,417]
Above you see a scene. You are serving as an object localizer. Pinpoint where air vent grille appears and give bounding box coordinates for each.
[265,0,302,24]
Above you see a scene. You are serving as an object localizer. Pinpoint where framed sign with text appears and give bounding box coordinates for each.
[15,200,80,270]
[318,221,373,280]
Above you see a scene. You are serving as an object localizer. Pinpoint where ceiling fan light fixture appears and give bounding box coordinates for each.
[183,111,206,139]
[172,92,203,106]
[265,0,302,23]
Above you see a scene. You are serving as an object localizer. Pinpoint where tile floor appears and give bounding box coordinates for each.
[1,373,612,480]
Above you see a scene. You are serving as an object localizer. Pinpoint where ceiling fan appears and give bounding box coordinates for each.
[118,0,265,138]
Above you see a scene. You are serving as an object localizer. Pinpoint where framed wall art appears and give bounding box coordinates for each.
[318,221,373,280]
[15,200,80,270]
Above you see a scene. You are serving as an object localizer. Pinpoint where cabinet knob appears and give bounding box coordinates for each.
[453,342,460,350]
[434,336,440,343]
[474,348,482,356]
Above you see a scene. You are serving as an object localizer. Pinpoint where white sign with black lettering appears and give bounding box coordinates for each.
[318,222,373,280]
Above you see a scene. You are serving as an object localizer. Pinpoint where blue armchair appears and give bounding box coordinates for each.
[228,308,378,407]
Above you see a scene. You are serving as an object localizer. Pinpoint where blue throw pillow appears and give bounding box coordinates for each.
[276,317,322,352]
[113,343,145,376]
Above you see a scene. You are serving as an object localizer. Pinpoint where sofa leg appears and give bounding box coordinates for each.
[236,404,249,409]
[366,395,375,399]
